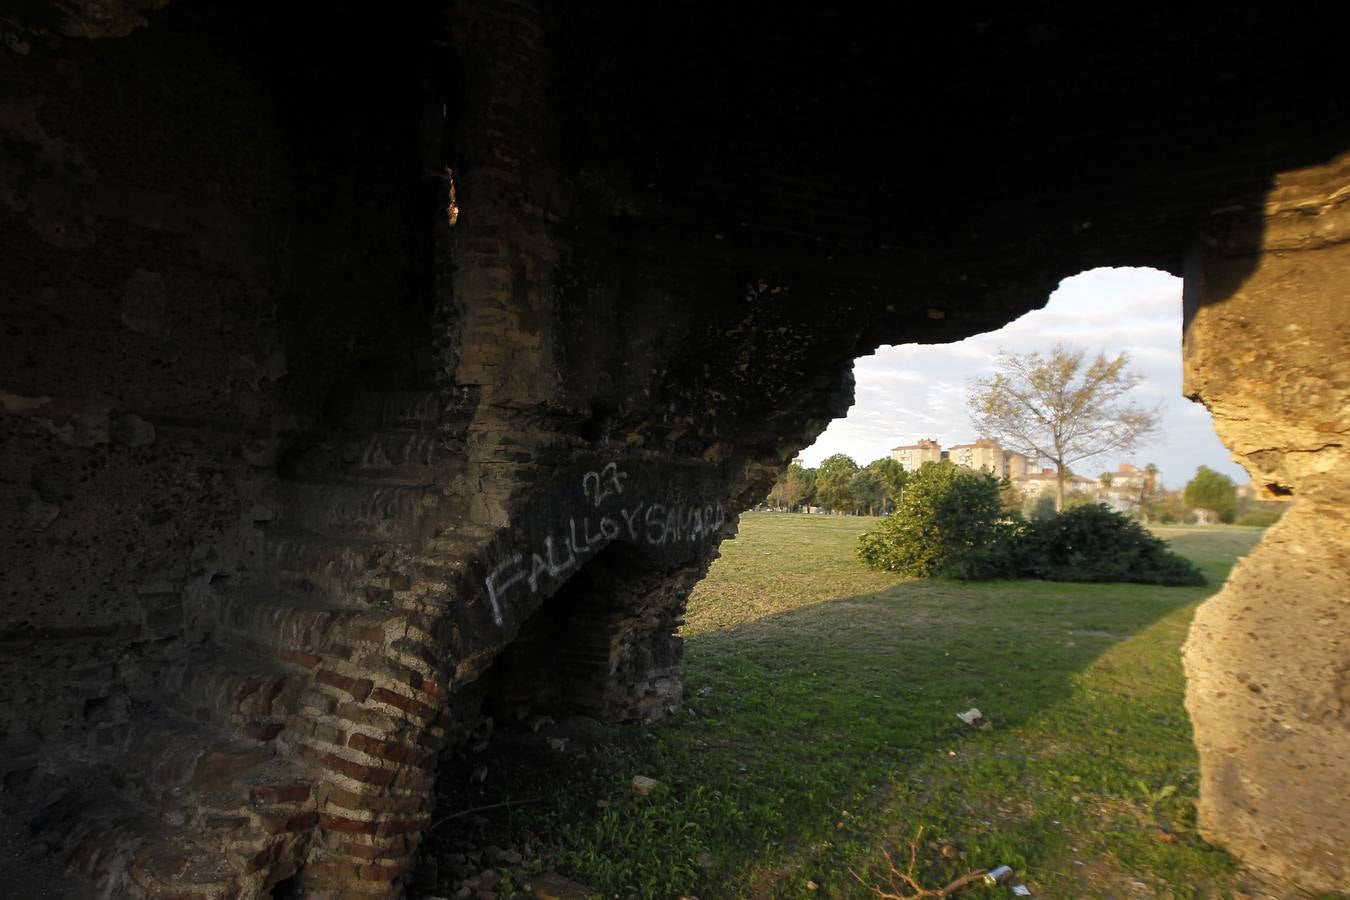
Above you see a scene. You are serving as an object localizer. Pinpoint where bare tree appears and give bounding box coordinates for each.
[767,463,814,511]
[968,345,1159,511]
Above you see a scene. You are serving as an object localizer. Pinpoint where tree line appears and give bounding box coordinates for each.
[771,454,1277,527]
[766,454,908,516]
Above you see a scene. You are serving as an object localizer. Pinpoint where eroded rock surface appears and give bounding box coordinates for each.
[0,1,1346,896]
[1182,153,1350,893]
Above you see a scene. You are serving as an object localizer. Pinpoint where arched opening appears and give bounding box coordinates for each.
[475,541,667,726]
[796,266,1256,523]
[702,265,1298,896]
[419,542,689,894]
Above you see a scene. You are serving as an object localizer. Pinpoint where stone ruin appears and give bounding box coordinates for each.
[0,2,1345,896]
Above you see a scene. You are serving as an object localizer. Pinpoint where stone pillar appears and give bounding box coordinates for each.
[1181,152,1350,893]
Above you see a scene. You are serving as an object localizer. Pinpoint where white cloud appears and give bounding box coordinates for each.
[798,267,1248,488]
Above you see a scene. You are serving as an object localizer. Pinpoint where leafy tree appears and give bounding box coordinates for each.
[865,457,908,512]
[850,469,887,516]
[799,467,817,507]
[857,462,1013,576]
[1158,489,1194,524]
[968,344,1159,512]
[767,464,813,510]
[1184,465,1238,523]
[815,453,860,513]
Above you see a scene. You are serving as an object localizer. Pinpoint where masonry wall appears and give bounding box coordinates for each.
[1,2,1347,896]
[0,5,449,895]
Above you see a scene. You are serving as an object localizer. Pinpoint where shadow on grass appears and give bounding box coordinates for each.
[420,525,1264,898]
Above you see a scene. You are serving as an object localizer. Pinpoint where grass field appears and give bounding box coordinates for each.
[431,514,1278,898]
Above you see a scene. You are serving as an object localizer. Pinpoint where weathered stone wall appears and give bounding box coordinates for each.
[1,1,1347,896]
[0,4,451,895]
[1181,152,1350,894]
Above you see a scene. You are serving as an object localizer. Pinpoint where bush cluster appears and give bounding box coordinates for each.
[1020,504,1205,585]
[857,463,1013,577]
[858,463,1204,586]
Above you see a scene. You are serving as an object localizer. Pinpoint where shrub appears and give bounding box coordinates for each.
[1021,504,1205,586]
[940,528,1027,580]
[861,477,1205,587]
[857,463,1016,577]
[1236,505,1285,528]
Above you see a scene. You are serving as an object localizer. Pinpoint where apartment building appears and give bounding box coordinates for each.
[890,436,1154,509]
[890,438,943,472]
[948,438,1006,477]
[1097,462,1158,513]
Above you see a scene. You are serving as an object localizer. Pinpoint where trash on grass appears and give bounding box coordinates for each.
[956,708,983,726]
[1012,886,1032,897]
[983,864,1014,884]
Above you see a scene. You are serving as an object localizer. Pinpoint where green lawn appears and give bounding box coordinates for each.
[432,514,1275,898]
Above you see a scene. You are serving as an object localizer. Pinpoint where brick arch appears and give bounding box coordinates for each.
[1,1,1347,897]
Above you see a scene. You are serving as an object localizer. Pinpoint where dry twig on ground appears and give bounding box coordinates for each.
[850,826,989,898]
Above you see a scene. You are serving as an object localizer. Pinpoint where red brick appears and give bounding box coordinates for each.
[348,732,437,769]
[323,753,396,786]
[326,786,420,815]
[276,649,323,669]
[320,814,378,834]
[327,642,357,661]
[369,687,436,721]
[359,859,413,881]
[239,675,288,716]
[260,810,319,834]
[315,669,373,701]
[232,675,267,709]
[338,841,400,861]
[417,678,449,699]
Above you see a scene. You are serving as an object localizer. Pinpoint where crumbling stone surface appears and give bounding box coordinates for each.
[1181,153,1350,894]
[0,1,1347,896]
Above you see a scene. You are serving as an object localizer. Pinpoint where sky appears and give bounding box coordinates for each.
[797,267,1249,490]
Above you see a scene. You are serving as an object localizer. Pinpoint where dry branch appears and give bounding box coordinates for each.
[850,826,990,898]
